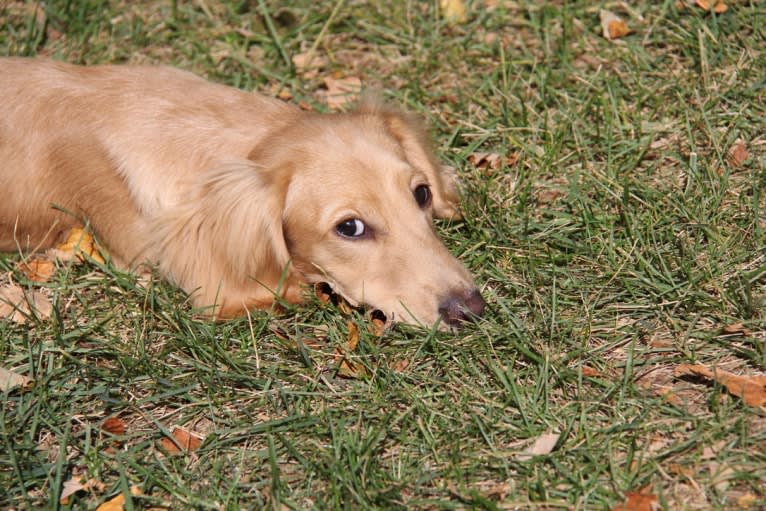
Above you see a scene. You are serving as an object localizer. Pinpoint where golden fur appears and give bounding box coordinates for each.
[0,58,484,327]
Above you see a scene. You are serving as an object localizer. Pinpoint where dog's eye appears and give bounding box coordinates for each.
[414,185,432,208]
[336,218,366,238]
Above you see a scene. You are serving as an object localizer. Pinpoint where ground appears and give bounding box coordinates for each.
[0,1,764,509]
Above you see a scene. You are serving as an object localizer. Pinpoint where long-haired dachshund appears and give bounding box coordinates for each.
[0,58,484,328]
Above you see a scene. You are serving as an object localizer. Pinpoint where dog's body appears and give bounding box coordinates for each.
[0,58,484,327]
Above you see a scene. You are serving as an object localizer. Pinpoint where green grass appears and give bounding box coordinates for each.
[1,1,765,509]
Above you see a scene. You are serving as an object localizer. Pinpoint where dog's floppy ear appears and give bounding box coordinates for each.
[148,160,292,315]
[359,99,463,220]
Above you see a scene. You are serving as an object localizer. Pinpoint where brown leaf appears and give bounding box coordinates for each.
[390,358,409,373]
[728,139,749,167]
[600,10,630,40]
[674,364,766,407]
[581,366,601,377]
[337,322,368,378]
[102,417,127,436]
[292,52,327,79]
[612,490,660,511]
[0,284,52,323]
[17,255,56,282]
[721,322,751,336]
[323,76,362,111]
[160,426,203,455]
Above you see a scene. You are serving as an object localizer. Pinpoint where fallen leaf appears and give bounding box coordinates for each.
[337,322,368,378]
[346,321,359,351]
[292,52,327,78]
[694,0,728,13]
[96,486,142,511]
[516,432,560,460]
[160,426,203,455]
[721,322,751,336]
[0,366,33,392]
[49,227,105,264]
[612,490,660,511]
[390,358,409,373]
[737,493,758,508]
[709,460,735,493]
[600,10,630,40]
[674,364,766,407]
[102,417,127,436]
[370,311,387,336]
[0,284,52,323]
[440,0,467,23]
[17,255,56,282]
[323,76,362,111]
[581,366,601,377]
[728,139,749,167]
[60,477,103,505]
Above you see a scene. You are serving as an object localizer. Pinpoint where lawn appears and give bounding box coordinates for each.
[1,1,765,509]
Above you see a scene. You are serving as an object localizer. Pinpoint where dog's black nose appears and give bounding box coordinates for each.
[438,288,485,327]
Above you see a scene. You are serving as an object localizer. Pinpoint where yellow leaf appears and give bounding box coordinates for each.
[50,227,105,264]
[440,0,467,23]
[96,486,141,511]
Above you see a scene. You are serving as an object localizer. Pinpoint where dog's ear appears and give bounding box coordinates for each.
[359,100,463,220]
[148,161,292,315]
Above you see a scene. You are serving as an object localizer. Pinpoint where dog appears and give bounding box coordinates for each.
[0,58,484,328]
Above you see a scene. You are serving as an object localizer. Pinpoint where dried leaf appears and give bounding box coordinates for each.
[737,493,758,508]
[612,490,660,511]
[581,366,601,377]
[0,366,33,392]
[440,0,467,23]
[674,364,766,407]
[390,358,409,373]
[17,255,56,282]
[337,322,368,378]
[96,486,142,511]
[160,426,203,455]
[721,322,751,336]
[516,432,560,460]
[0,284,52,324]
[292,52,327,78]
[60,477,103,504]
[49,227,105,264]
[323,76,362,111]
[728,139,749,167]
[102,417,127,436]
[600,10,630,40]
[695,0,728,13]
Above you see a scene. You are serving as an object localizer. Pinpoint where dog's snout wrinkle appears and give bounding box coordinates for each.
[438,288,486,327]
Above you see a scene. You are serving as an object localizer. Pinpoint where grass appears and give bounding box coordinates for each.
[1,0,765,509]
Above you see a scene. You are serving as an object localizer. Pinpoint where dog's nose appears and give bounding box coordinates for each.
[438,288,485,327]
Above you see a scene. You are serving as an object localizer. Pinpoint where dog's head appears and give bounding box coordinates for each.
[247,103,485,328]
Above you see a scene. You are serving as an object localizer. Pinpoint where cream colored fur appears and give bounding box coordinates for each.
[0,58,481,326]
